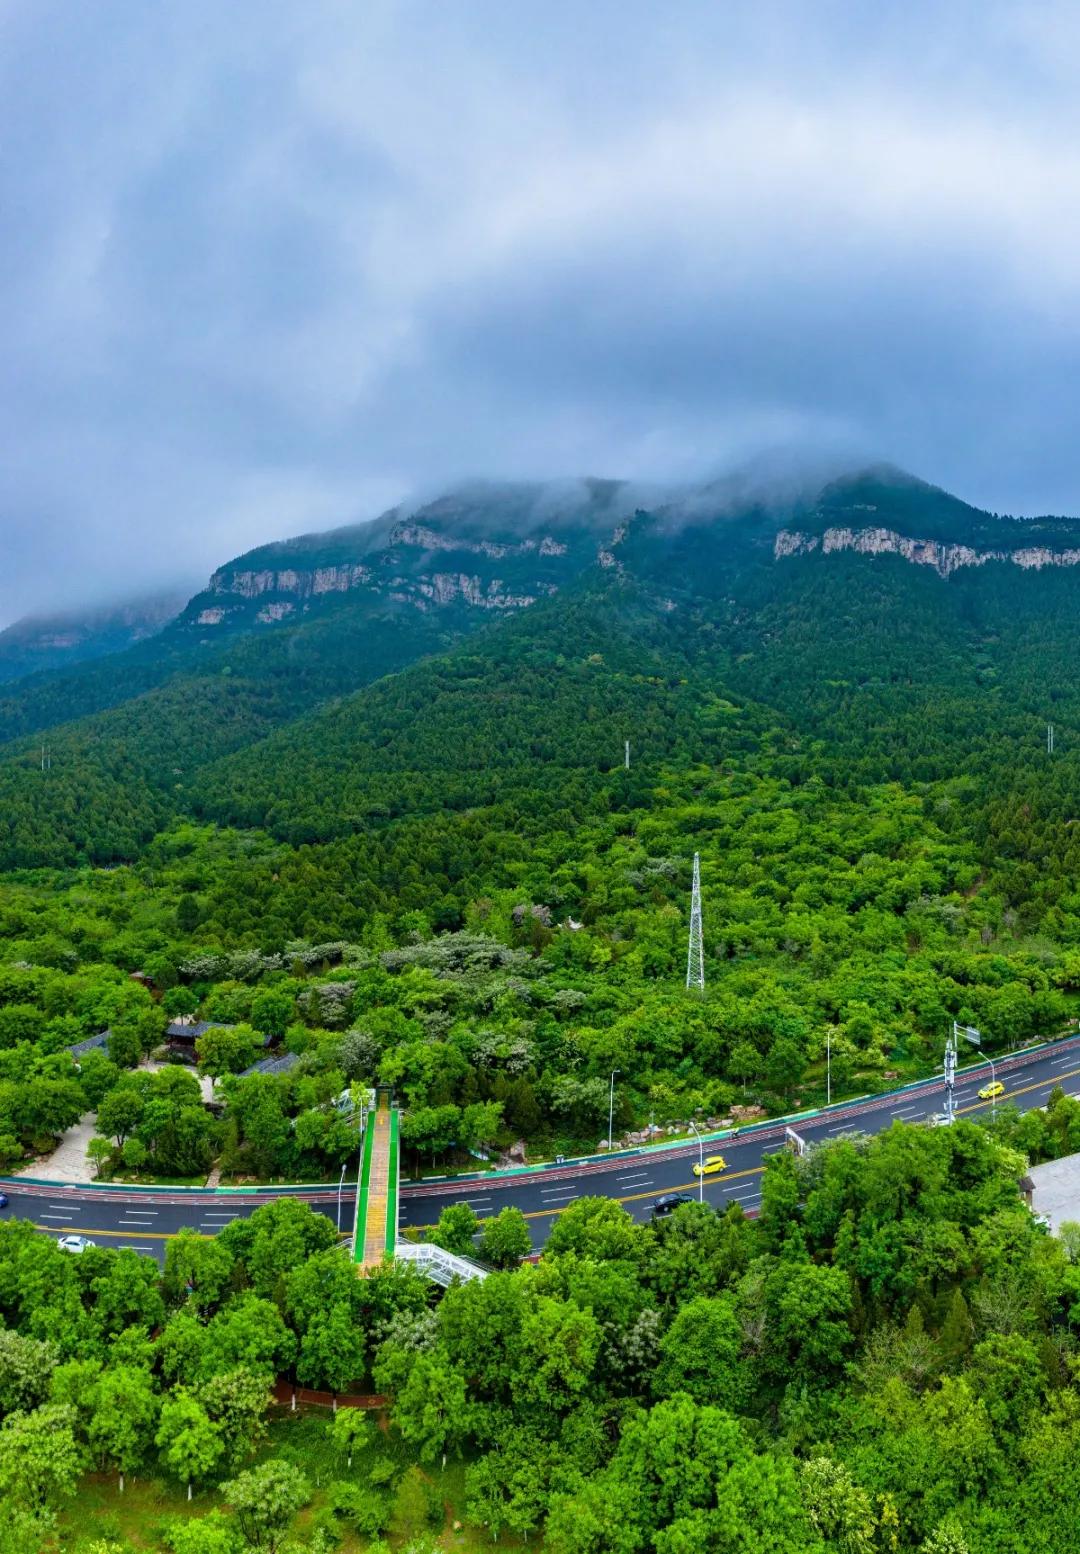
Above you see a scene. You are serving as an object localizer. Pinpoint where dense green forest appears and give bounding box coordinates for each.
[3,1115,1080,1552]
[5,467,1080,1548]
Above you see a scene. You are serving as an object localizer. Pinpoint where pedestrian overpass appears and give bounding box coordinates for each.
[352,1090,399,1270]
[350,1089,486,1282]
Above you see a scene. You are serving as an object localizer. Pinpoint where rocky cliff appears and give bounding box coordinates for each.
[774,525,1080,578]
[178,482,632,636]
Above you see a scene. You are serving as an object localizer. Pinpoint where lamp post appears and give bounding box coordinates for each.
[336,1159,348,1235]
[826,1030,832,1107]
[608,1070,620,1152]
[986,1055,997,1116]
[688,1119,704,1203]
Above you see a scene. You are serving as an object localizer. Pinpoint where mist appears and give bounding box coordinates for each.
[2,1,1080,626]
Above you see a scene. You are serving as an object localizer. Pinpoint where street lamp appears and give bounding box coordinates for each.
[986,1055,997,1116]
[826,1030,832,1107]
[688,1119,704,1203]
[336,1159,348,1235]
[608,1070,620,1152]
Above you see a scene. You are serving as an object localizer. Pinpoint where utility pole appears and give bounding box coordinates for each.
[1048,723,1055,756]
[943,1025,957,1125]
[686,853,704,992]
[945,1020,982,1124]
[624,739,630,770]
[608,1070,620,1152]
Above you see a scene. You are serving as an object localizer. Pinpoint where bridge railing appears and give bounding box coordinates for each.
[396,1241,488,1285]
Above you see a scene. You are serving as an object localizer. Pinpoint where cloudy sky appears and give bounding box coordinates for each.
[2,1,1080,625]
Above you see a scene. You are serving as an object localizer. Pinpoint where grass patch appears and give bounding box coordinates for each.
[55,1406,527,1552]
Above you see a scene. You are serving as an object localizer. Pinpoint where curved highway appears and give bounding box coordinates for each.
[5,1035,1079,1262]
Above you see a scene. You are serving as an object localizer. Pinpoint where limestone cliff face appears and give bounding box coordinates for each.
[208,563,374,599]
[186,517,594,632]
[775,526,1080,578]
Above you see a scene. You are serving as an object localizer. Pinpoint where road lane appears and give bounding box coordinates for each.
[4,1034,1079,1262]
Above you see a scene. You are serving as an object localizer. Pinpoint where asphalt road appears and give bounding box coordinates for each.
[4,1035,1079,1263]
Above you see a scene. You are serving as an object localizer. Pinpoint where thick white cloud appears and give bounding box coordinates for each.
[1,0,1080,623]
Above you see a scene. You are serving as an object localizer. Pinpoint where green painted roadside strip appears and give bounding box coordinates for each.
[352,1111,376,1265]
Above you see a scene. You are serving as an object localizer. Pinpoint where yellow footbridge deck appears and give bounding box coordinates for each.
[351,1090,399,1271]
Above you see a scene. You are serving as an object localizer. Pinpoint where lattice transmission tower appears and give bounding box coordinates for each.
[686,852,705,992]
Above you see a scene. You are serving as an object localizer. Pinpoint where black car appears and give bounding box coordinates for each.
[652,1193,693,1218]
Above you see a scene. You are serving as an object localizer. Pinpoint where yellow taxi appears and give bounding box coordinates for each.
[978,1080,1005,1101]
[692,1154,727,1177]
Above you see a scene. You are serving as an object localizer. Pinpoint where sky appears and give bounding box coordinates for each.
[3,1,1080,625]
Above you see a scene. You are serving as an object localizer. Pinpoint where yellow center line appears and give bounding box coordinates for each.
[407,1066,1080,1232]
[39,1226,174,1241]
[29,1064,1080,1244]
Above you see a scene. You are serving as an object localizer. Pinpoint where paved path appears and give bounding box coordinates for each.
[13,1111,98,1184]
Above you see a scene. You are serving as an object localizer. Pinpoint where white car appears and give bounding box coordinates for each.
[57,1234,96,1254]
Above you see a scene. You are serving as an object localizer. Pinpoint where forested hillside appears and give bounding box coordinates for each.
[5,468,1080,1158]
[4,468,1080,1550]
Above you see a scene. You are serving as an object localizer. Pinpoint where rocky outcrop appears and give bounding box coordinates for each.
[415,574,537,608]
[209,564,373,598]
[389,522,569,559]
[775,526,1080,578]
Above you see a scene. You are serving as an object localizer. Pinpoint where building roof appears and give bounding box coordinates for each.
[240,1051,301,1078]
[1026,1153,1080,1231]
[67,1030,110,1058]
[166,1020,229,1040]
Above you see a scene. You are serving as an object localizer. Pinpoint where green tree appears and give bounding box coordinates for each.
[202,1297,295,1384]
[0,1332,56,1419]
[197,1369,271,1470]
[296,1304,366,1394]
[800,1457,876,1554]
[765,1036,806,1097]
[392,1348,468,1467]
[164,1230,235,1313]
[250,990,294,1041]
[87,1364,158,1492]
[0,1402,84,1513]
[157,1390,225,1500]
[221,1459,310,1554]
[86,1136,114,1180]
[330,1407,373,1470]
[763,1260,853,1383]
[729,1040,760,1094]
[428,1202,479,1256]
[196,1025,260,1081]
[653,1294,749,1406]
[163,1511,242,1552]
[478,1205,532,1268]
[96,1087,144,1149]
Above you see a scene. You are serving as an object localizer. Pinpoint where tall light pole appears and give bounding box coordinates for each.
[688,1120,704,1203]
[608,1070,620,1152]
[336,1159,348,1234]
[986,1054,997,1116]
[826,1030,832,1107]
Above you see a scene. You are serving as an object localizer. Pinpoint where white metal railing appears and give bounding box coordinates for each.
[396,1241,489,1284]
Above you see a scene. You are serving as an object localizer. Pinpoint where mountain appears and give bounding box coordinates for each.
[5,462,1080,878]
[172,478,635,640]
[0,587,190,684]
